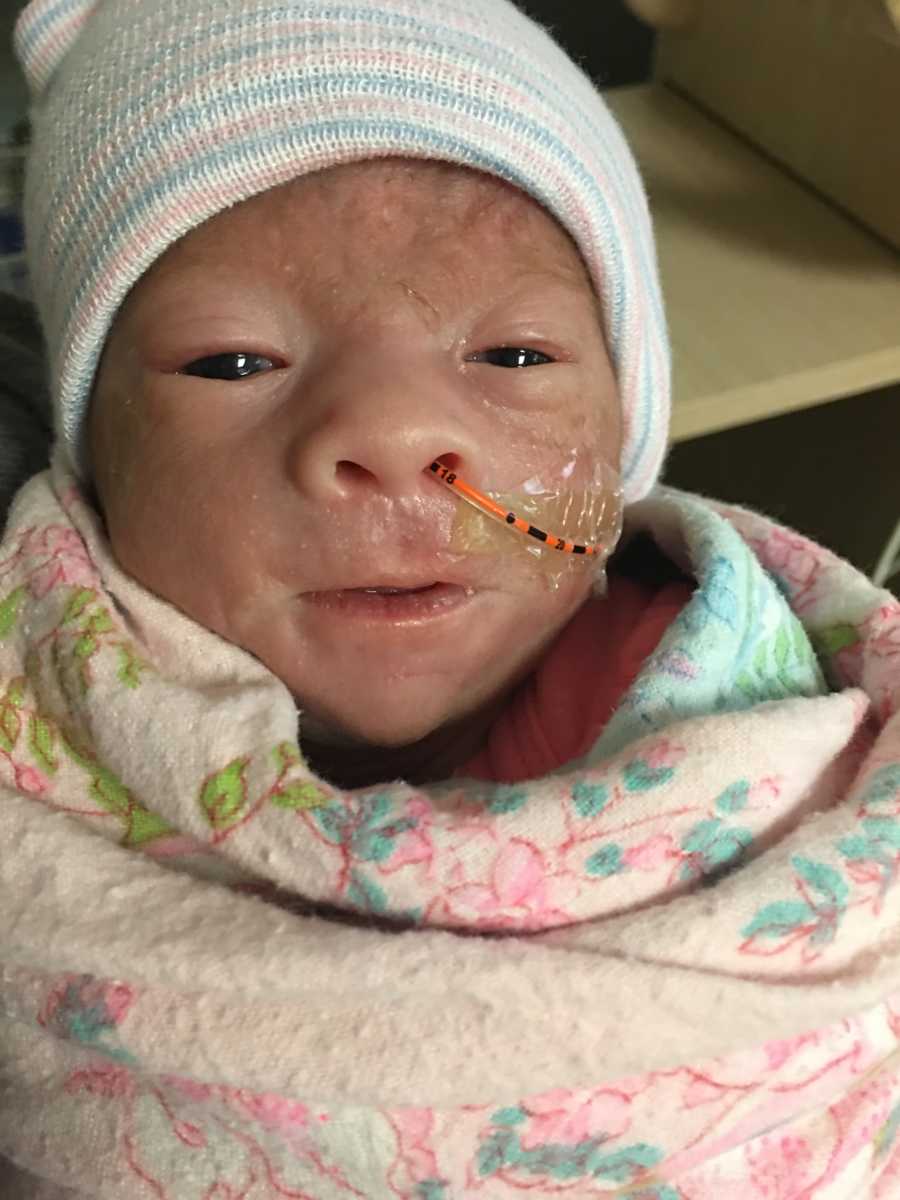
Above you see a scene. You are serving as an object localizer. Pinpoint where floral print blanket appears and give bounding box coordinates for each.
[3,457,900,1198]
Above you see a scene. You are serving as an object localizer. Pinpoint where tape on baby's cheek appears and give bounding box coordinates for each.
[448,470,625,592]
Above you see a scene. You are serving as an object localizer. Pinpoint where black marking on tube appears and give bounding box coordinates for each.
[528,526,548,543]
[574,545,587,555]
[506,513,516,524]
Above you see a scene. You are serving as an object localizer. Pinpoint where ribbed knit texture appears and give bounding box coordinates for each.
[14,0,671,503]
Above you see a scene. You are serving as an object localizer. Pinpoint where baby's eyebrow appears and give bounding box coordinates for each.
[478,275,599,323]
[511,263,595,290]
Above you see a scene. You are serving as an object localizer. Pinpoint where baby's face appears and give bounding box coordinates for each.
[90,159,621,754]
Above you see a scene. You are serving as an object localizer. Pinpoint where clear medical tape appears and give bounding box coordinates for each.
[429,459,624,592]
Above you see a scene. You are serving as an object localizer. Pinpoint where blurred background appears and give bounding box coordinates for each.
[1,0,899,585]
[0,0,26,295]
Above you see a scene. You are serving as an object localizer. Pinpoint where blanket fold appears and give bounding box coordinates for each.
[4,456,900,1198]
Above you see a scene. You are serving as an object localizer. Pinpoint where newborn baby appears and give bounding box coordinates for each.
[89,158,635,789]
[5,1,900,1197]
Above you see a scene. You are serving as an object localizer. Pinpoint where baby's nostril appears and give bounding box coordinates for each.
[432,452,463,475]
[335,460,376,486]
[333,457,466,492]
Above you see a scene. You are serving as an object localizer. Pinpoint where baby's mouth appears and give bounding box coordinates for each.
[359,584,439,595]
[304,581,477,622]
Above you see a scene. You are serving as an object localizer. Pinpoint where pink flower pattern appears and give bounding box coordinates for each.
[517,1087,633,1149]
[14,762,49,796]
[0,523,99,599]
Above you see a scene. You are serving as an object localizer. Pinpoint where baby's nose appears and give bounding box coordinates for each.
[284,361,484,503]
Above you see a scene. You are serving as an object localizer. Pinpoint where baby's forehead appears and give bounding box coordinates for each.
[148,159,595,299]
[224,159,550,237]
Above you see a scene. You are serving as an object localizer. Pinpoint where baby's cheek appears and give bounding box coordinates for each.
[533,385,619,484]
[88,406,141,532]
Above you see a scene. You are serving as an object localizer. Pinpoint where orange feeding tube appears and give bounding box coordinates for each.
[427,460,605,558]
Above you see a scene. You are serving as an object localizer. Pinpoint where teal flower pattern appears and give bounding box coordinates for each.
[313,792,418,863]
[741,856,849,956]
[572,780,609,818]
[38,975,138,1066]
[586,843,627,878]
[478,1111,664,1187]
[680,818,754,884]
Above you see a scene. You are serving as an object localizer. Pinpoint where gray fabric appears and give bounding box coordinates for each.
[0,291,52,531]
[0,1154,87,1198]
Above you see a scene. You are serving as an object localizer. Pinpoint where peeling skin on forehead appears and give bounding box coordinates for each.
[194,159,571,263]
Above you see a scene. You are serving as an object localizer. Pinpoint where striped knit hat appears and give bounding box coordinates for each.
[15,0,671,503]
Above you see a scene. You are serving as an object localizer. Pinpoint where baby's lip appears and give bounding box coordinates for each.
[301,568,483,595]
[301,581,479,623]
[346,583,441,594]
[304,582,475,601]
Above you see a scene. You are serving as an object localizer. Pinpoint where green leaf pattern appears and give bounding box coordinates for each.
[0,586,26,639]
[50,586,150,693]
[735,611,821,705]
[28,714,58,774]
[271,781,329,810]
[200,759,250,831]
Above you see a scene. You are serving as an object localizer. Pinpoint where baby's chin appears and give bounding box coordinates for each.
[297,696,474,750]
[298,707,425,750]
[293,684,510,788]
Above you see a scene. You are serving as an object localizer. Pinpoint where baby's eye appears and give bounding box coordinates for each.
[469,347,555,369]
[179,352,276,380]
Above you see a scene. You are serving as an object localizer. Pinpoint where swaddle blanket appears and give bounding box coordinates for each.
[4,459,900,1199]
